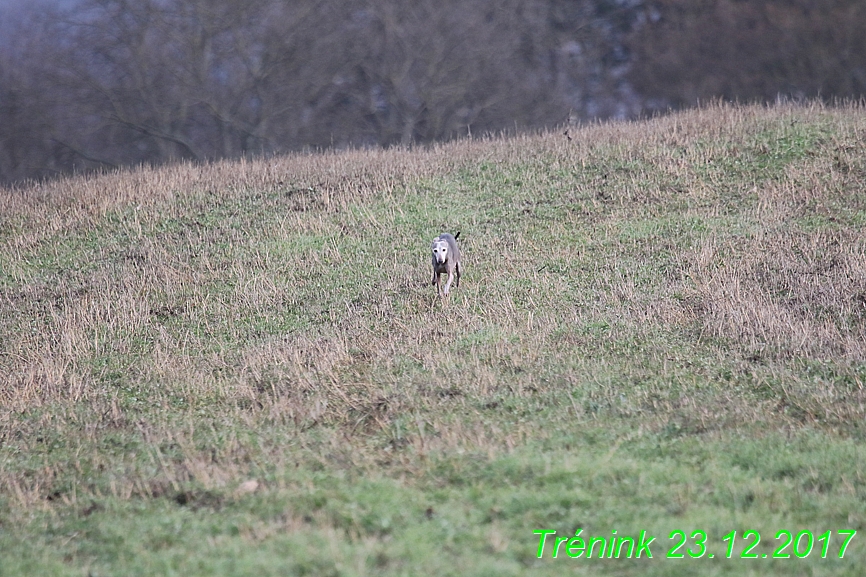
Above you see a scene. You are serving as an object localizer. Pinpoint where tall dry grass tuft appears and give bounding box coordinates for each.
[686,228,866,359]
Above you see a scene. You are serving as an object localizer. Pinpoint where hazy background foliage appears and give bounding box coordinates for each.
[1,0,865,184]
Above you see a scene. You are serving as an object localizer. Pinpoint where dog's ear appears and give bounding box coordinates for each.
[454,232,460,240]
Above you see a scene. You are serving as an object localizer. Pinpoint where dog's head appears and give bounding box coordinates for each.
[431,237,449,264]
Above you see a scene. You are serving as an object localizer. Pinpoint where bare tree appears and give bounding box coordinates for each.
[0,0,704,184]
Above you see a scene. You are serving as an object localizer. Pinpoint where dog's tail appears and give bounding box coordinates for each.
[454,231,460,241]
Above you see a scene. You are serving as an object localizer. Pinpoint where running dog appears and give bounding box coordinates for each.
[430,232,461,296]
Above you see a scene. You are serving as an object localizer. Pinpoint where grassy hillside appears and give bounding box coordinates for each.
[2,102,866,576]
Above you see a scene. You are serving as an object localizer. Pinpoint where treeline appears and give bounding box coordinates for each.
[628,0,866,109]
[1,0,864,184]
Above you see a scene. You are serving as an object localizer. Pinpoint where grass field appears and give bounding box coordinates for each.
[2,102,866,576]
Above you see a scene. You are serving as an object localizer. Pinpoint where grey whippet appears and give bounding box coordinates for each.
[431,232,461,296]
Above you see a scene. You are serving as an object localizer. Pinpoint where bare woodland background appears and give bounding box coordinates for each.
[1,0,865,185]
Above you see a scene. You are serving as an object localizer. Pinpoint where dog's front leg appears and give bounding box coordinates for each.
[443,271,454,296]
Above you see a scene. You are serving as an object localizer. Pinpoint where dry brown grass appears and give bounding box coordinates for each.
[1,100,866,508]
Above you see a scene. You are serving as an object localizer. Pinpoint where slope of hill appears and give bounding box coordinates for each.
[1,102,865,575]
